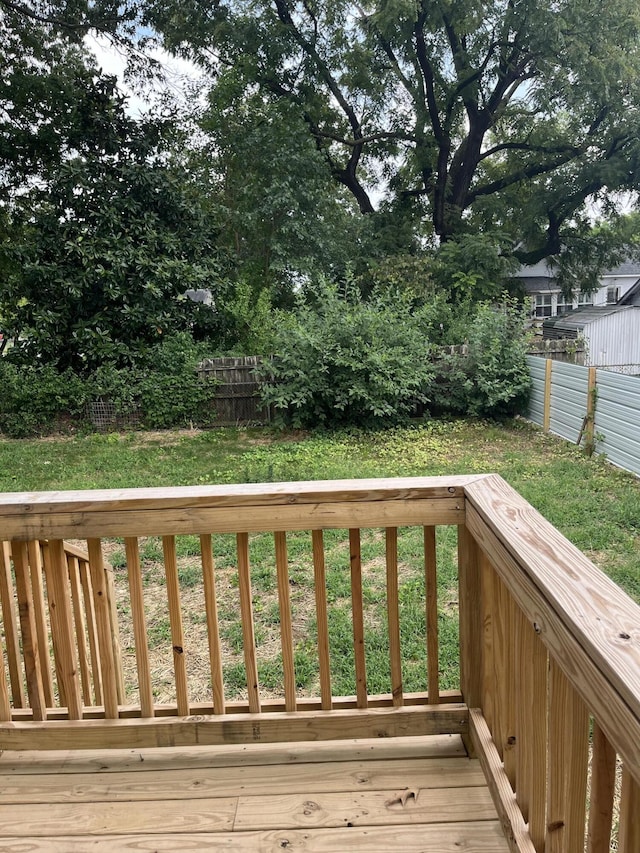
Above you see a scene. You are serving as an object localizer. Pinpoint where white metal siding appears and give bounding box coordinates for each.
[527,356,546,424]
[526,356,640,477]
[585,310,640,366]
[548,361,589,443]
[594,371,640,476]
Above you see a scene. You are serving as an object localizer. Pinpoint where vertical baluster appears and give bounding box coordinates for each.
[125,538,154,718]
[200,535,225,715]
[480,550,496,733]
[87,538,119,718]
[546,658,589,853]
[349,528,367,709]
[586,723,616,853]
[40,542,66,707]
[0,634,10,721]
[26,542,54,708]
[385,527,403,707]
[11,541,46,720]
[236,532,261,714]
[104,559,125,705]
[514,608,547,853]
[312,530,332,711]
[46,540,82,720]
[618,768,640,853]
[494,573,517,787]
[162,536,189,716]
[275,532,296,712]
[78,558,102,706]
[458,525,482,708]
[424,525,439,704]
[66,554,92,706]
[0,542,26,708]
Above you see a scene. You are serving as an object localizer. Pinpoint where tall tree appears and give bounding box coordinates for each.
[134,0,640,265]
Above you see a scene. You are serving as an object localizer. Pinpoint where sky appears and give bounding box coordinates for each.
[85,34,205,117]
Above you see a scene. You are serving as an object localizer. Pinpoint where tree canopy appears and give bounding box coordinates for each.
[133,0,640,264]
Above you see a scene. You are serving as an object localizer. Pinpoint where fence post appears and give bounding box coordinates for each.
[585,366,597,456]
[543,359,553,432]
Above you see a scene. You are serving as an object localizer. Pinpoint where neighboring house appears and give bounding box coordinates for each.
[515,260,640,324]
[619,278,640,306]
[542,305,640,370]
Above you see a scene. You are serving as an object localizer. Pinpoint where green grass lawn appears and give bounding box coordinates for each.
[1,418,638,703]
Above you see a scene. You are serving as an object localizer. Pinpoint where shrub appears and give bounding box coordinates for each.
[432,299,531,417]
[0,333,219,437]
[259,282,435,428]
[0,362,89,437]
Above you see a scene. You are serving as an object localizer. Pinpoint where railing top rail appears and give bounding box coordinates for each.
[464,473,640,780]
[0,475,484,516]
[0,476,478,540]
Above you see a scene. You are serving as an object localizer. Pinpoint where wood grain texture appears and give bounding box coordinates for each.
[385,527,403,706]
[46,540,83,719]
[124,538,154,718]
[586,723,616,853]
[514,608,547,853]
[78,557,102,706]
[0,757,486,803]
[465,476,640,783]
[237,532,261,714]
[27,541,54,708]
[1,499,464,539]
[0,704,468,751]
[546,658,589,853]
[7,689,463,723]
[424,525,440,704]
[86,538,119,719]
[618,767,640,853]
[458,525,482,709]
[275,531,296,712]
[0,540,26,708]
[470,709,536,853]
[162,536,189,716]
[349,528,368,709]
[0,733,467,773]
[0,822,511,852]
[312,530,332,711]
[11,541,46,720]
[0,797,237,836]
[0,476,475,515]
[66,554,92,707]
[200,534,225,715]
[233,786,498,830]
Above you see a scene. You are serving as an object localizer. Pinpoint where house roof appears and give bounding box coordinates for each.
[542,305,640,333]
[619,279,640,305]
[515,258,640,285]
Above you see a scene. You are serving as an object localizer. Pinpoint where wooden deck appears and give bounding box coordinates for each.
[0,734,509,852]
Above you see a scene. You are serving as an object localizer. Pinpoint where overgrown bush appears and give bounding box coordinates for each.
[432,299,531,417]
[0,333,219,437]
[259,282,435,428]
[0,362,89,437]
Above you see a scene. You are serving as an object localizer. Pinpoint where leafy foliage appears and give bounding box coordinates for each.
[259,282,435,428]
[432,300,532,417]
[0,333,218,437]
[131,0,640,273]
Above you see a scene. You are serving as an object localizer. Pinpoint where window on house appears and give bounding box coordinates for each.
[534,294,553,318]
[578,292,594,306]
[606,286,619,304]
[556,294,574,314]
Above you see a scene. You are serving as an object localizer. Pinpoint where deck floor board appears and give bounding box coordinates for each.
[0,735,510,852]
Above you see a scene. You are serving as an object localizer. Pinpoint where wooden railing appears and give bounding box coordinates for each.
[0,475,639,853]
